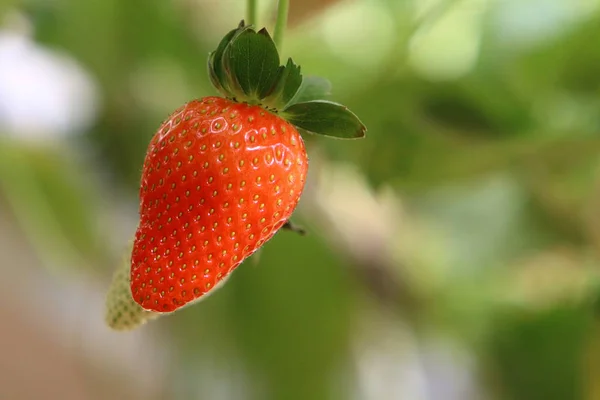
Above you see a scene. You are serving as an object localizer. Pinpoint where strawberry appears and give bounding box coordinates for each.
[131,96,308,312]
[105,20,365,324]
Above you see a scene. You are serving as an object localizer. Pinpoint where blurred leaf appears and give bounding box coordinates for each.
[0,140,107,271]
[584,320,600,399]
[317,74,538,188]
[367,129,600,191]
[520,156,600,246]
[229,229,355,400]
[418,75,533,139]
[289,75,332,104]
[0,0,17,20]
[488,305,592,400]
[515,14,600,96]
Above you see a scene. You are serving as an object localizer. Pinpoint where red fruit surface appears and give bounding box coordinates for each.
[130,96,308,312]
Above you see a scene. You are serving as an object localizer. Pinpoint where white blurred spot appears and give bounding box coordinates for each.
[353,311,481,400]
[355,325,427,400]
[0,29,99,141]
[308,161,401,264]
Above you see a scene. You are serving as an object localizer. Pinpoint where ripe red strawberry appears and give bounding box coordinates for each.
[109,21,365,321]
[131,96,308,312]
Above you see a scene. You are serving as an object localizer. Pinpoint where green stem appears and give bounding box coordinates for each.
[247,0,258,26]
[273,0,289,51]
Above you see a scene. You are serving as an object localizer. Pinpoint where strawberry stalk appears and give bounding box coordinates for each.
[282,220,306,235]
[247,0,258,26]
[273,0,290,51]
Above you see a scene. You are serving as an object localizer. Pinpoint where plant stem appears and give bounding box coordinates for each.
[247,0,258,26]
[273,0,289,51]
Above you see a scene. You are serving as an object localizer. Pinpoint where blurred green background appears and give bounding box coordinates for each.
[1,0,600,399]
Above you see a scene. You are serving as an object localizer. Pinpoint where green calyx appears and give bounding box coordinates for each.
[208,20,366,139]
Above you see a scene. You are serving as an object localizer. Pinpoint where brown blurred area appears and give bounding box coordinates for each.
[0,204,163,400]
[289,0,344,26]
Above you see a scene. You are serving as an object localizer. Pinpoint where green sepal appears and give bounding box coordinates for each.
[283,100,367,139]
[221,27,281,101]
[262,58,303,109]
[288,76,332,105]
[207,20,250,98]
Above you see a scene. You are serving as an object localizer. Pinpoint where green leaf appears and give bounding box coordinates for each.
[289,76,332,105]
[262,58,303,109]
[283,100,367,139]
[222,27,281,100]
